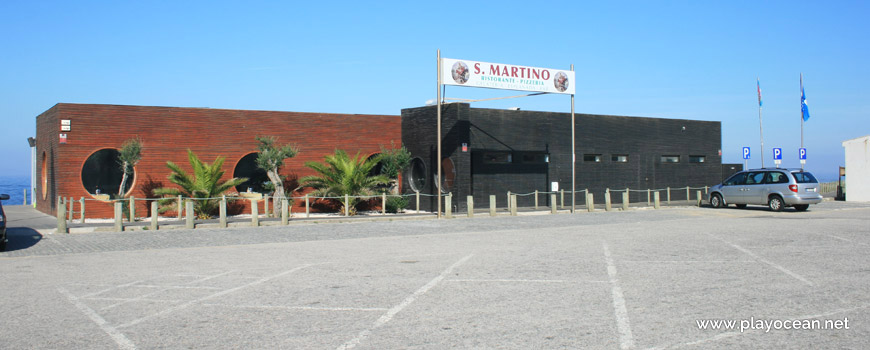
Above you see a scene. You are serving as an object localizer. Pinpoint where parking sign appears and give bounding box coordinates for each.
[742,147,750,160]
[773,148,782,160]
[799,148,807,160]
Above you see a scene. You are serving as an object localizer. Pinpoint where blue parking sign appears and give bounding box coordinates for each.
[799,148,807,160]
[773,148,782,160]
[742,147,750,160]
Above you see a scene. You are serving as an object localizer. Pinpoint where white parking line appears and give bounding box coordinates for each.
[101,271,234,311]
[448,279,608,283]
[58,287,137,350]
[80,280,147,298]
[117,264,318,329]
[201,303,388,312]
[603,241,635,350]
[706,234,813,286]
[337,254,474,350]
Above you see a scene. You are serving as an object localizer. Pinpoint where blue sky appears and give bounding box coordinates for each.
[2,0,868,181]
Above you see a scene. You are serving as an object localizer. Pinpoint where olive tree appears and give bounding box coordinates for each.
[255,136,300,216]
[117,137,143,197]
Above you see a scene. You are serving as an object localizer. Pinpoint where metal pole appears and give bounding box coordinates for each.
[571,64,576,213]
[800,73,805,170]
[758,76,765,168]
[436,49,443,219]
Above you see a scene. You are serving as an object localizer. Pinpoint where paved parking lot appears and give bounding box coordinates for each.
[1,202,869,349]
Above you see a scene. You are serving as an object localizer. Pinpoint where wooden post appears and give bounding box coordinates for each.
[467,196,474,217]
[114,201,123,232]
[281,198,289,225]
[219,196,227,228]
[647,189,651,206]
[666,187,671,204]
[510,195,517,216]
[305,194,310,218]
[150,201,159,231]
[344,194,349,216]
[79,197,86,224]
[587,193,594,212]
[560,189,565,209]
[654,191,661,209]
[489,195,496,216]
[23,189,27,205]
[704,186,709,194]
[68,197,73,222]
[415,191,420,212]
[534,190,539,210]
[382,193,387,215]
[696,190,703,207]
[250,199,259,226]
[177,195,183,220]
[550,194,557,214]
[605,189,612,211]
[507,191,512,212]
[622,191,629,211]
[186,200,195,229]
[686,187,690,201]
[264,194,270,218]
[56,197,68,234]
[129,196,135,222]
[445,193,452,219]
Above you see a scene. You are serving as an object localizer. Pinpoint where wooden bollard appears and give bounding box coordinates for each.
[415,191,420,212]
[79,197,86,224]
[445,193,452,219]
[586,193,594,212]
[534,190,539,210]
[305,194,310,218]
[264,195,270,218]
[489,195,496,216]
[251,199,259,226]
[281,198,289,225]
[686,187,690,201]
[696,190,703,207]
[344,194,349,217]
[654,192,661,209]
[507,191,512,212]
[622,191,629,211]
[647,189,651,206]
[467,196,474,217]
[667,187,671,204]
[177,195,183,220]
[68,197,73,222]
[382,193,387,215]
[186,200,195,229]
[550,194,557,214]
[605,189,612,211]
[219,196,227,228]
[510,195,517,216]
[560,189,565,209]
[114,201,124,232]
[150,201,159,231]
[56,197,68,234]
[129,196,135,222]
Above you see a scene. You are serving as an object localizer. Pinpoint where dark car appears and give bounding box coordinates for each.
[709,169,822,211]
[0,193,8,251]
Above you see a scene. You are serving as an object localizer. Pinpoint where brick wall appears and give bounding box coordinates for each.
[35,103,401,218]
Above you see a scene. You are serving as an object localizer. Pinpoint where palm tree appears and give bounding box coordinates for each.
[154,150,247,218]
[300,149,390,215]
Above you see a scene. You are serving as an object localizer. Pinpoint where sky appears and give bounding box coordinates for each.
[1,0,868,182]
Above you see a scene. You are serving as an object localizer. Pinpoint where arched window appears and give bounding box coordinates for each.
[81,149,132,197]
[233,153,271,194]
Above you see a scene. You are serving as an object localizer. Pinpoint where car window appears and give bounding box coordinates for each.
[724,173,747,186]
[793,172,818,184]
[745,172,766,185]
[765,171,789,184]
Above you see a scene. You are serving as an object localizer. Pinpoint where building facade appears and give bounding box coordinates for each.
[842,135,870,202]
[401,103,738,211]
[35,103,401,218]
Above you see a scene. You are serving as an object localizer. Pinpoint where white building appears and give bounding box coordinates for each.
[842,136,870,202]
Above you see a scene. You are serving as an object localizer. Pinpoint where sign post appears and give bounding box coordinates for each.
[773,148,782,168]
[742,147,750,170]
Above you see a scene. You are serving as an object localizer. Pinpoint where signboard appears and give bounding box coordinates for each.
[441,58,575,95]
[61,120,71,125]
[773,148,782,160]
[61,125,71,131]
[551,182,559,192]
[59,133,67,144]
[462,143,468,152]
[799,148,807,160]
[742,147,751,160]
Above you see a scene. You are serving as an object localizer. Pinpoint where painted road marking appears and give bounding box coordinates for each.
[603,241,636,350]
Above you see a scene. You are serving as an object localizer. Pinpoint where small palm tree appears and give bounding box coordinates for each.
[300,149,390,215]
[154,150,247,218]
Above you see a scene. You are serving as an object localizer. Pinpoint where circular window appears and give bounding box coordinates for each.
[41,151,47,200]
[81,149,132,197]
[233,153,271,194]
[441,158,456,193]
[407,157,427,192]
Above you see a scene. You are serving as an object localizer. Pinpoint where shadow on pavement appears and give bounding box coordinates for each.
[3,227,42,252]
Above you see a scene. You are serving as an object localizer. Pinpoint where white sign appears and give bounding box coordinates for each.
[551,182,559,192]
[61,119,71,125]
[441,58,575,95]
[61,125,71,131]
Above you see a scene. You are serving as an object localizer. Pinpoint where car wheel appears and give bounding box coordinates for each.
[794,204,809,212]
[735,204,747,209]
[710,194,723,208]
[768,195,784,212]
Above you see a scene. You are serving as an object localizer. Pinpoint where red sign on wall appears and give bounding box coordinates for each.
[59,133,67,144]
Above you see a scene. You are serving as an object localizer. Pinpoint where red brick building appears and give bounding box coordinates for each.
[35,103,401,218]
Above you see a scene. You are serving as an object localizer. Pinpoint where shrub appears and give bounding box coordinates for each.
[385,196,408,213]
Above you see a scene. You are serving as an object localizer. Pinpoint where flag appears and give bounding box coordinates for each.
[757,78,762,107]
[801,74,810,121]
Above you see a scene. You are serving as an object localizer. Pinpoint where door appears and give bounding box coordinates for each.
[720,172,747,204]
[742,171,768,205]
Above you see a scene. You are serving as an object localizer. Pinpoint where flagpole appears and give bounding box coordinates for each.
[758,77,765,168]
[800,73,804,170]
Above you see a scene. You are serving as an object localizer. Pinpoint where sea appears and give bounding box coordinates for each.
[0,175,31,206]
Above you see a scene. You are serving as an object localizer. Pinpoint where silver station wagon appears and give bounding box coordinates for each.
[709,169,823,211]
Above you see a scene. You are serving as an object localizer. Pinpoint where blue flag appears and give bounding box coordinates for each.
[801,75,810,121]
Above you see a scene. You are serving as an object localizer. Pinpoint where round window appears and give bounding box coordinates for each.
[233,153,271,194]
[407,158,427,192]
[81,149,132,197]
